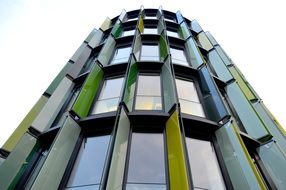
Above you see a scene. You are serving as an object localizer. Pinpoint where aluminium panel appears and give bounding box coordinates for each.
[88,29,104,48]
[97,36,116,66]
[185,37,204,69]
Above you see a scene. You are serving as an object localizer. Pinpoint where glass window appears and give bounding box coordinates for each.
[145,15,157,20]
[185,137,226,190]
[143,27,158,35]
[175,78,205,117]
[91,77,124,114]
[121,29,135,37]
[170,47,188,66]
[128,16,138,21]
[110,46,131,64]
[140,44,159,61]
[126,132,166,189]
[167,30,180,38]
[165,17,176,23]
[66,135,111,189]
[135,75,162,110]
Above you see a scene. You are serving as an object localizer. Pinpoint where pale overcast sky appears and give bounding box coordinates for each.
[0,0,285,146]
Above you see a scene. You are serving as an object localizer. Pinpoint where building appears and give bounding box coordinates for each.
[0,7,285,190]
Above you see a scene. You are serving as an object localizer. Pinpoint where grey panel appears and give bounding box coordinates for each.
[97,36,116,66]
[31,77,74,133]
[88,29,104,48]
[31,116,81,190]
[70,43,87,63]
[85,29,97,43]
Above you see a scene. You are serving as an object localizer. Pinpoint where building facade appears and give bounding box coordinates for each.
[0,7,286,190]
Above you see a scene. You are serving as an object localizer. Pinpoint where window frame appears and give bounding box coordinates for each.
[109,44,132,65]
[139,42,160,62]
[170,45,189,66]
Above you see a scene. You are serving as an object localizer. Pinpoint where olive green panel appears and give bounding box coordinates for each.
[179,22,191,40]
[31,77,74,133]
[31,116,81,190]
[133,34,141,61]
[205,31,218,46]
[185,37,204,69]
[45,61,73,96]
[2,95,48,151]
[197,32,213,51]
[214,46,232,66]
[70,43,87,63]
[162,56,176,112]
[97,36,116,66]
[215,121,267,190]
[106,108,130,190]
[159,35,168,61]
[0,133,38,190]
[253,101,286,153]
[100,17,112,31]
[229,66,256,100]
[88,29,104,48]
[226,82,270,141]
[112,20,123,38]
[118,9,127,22]
[138,15,144,34]
[72,63,104,118]
[166,110,189,190]
[257,141,286,189]
[123,56,137,111]
[84,28,97,43]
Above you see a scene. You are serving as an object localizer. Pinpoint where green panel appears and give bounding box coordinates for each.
[229,66,256,100]
[185,37,204,68]
[97,36,116,66]
[88,29,104,48]
[106,108,130,190]
[31,116,81,190]
[205,31,218,46]
[100,17,112,31]
[133,34,141,61]
[84,28,97,43]
[166,110,189,190]
[179,22,191,40]
[226,82,270,140]
[215,121,267,190]
[2,95,48,151]
[215,46,232,66]
[257,141,286,189]
[253,101,286,153]
[123,56,138,111]
[159,35,168,61]
[112,20,123,38]
[197,32,213,51]
[72,63,104,118]
[162,57,176,112]
[31,77,74,133]
[0,133,38,190]
[138,15,144,33]
[45,61,73,96]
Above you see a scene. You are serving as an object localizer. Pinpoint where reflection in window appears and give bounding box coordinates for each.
[144,15,157,20]
[140,44,159,61]
[110,46,131,64]
[164,17,176,23]
[126,133,166,189]
[167,30,180,38]
[91,77,124,114]
[175,78,205,117]
[121,29,135,37]
[66,135,110,189]
[135,75,162,110]
[170,47,188,66]
[143,27,158,35]
[185,137,226,190]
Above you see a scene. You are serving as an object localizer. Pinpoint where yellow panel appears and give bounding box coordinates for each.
[100,17,111,31]
[166,110,189,190]
[138,15,144,34]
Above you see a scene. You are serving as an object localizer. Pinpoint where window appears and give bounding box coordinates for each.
[164,17,176,23]
[140,44,159,61]
[128,16,138,21]
[185,137,226,190]
[66,135,111,189]
[121,29,135,37]
[110,46,131,64]
[175,78,205,117]
[90,77,124,114]
[145,15,157,20]
[126,132,166,189]
[170,47,189,66]
[167,29,180,38]
[135,75,162,110]
[143,27,158,35]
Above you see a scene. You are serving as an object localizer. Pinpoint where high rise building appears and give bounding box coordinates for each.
[0,7,285,190]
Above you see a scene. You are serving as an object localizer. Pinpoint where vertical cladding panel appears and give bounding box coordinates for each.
[166,110,189,190]
[198,66,228,121]
[88,29,104,48]
[175,11,184,24]
[106,108,130,190]
[123,56,137,111]
[133,34,141,61]
[207,49,233,82]
[138,15,144,34]
[97,36,116,66]
[215,121,267,190]
[0,133,38,190]
[257,141,286,189]
[70,43,87,63]
[2,95,48,151]
[84,29,97,43]
[179,22,192,40]
[205,31,218,46]
[197,32,213,51]
[31,117,81,190]
[162,57,176,112]
[118,9,127,22]
[159,35,168,61]
[253,101,286,152]
[229,66,256,100]
[100,17,112,31]
[31,77,74,133]
[185,37,204,68]
[226,82,270,140]
[72,63,104,118]
[45,61,73,96]
[112,20,123,38]
[158,20,165,34]
[215,46,232,66]
[190,20,203,33]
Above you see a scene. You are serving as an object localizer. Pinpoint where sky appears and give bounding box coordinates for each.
[0,0,285,147]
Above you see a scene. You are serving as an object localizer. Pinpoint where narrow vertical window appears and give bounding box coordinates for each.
[91,77,124,114]
[126,132,166,189]
[185,137,226,190]
[135,75,162,110]
[170,47,189,66]
[175,78,205,117]
[140,44,159,61]
[110,46,131,64]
